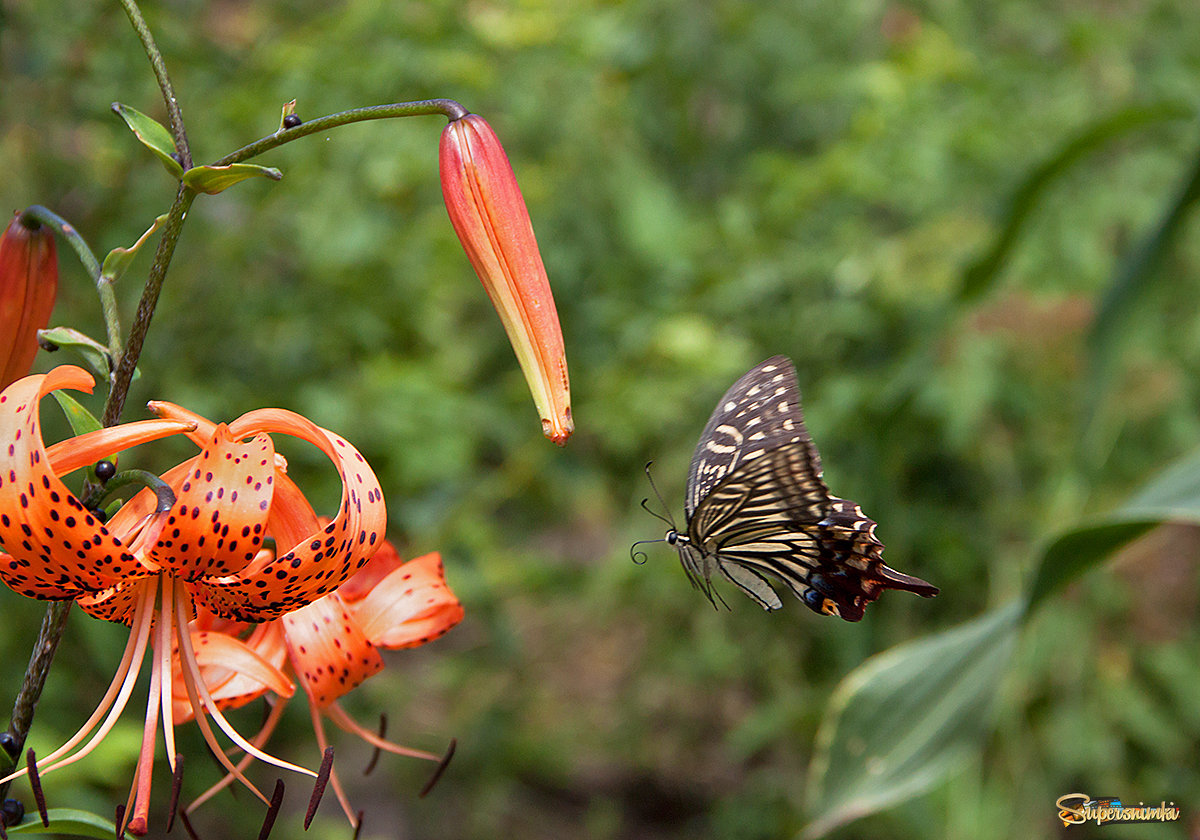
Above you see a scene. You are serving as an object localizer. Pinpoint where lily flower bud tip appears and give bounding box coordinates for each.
[439,113,573,445]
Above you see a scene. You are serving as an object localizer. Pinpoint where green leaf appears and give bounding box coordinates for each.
[100,214,168,282]
[181,163,283,194]
[50,389,102,437]
[37,327,115,383]
[959,103,1190,302]
[1027,445,1200,612]
[111,103,183,178]
[803,602,1022,839]
[7,807,134,838]
[1083,143,1200,444]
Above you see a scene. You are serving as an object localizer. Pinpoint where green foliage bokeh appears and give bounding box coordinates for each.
[3,1,1200,838]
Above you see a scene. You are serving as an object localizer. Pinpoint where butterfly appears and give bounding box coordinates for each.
[643,355,937,621]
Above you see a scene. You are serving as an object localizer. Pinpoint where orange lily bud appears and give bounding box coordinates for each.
[0,213,58,389]
[440,113,573,445]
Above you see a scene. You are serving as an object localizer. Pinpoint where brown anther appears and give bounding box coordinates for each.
[24,750,47,826]
[419,738,457,798]
[304,747,334,829]
[362,715,387,776]
[113,804,125,839]
[256,779,284,840]
[166,753,185,832]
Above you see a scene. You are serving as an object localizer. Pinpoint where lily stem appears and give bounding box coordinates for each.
[214,99,469,166]
[102,186,196,428]
[4,0,197,805]
[0,601,73,802]
[117,0,191,169]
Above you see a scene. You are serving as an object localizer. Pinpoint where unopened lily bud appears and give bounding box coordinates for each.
[440,113,573,445]
[0,213,58,389]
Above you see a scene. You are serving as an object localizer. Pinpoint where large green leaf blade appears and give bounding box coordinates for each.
[1027,445,1200,613]
[7,808,133,838]
[802,602,1022,839]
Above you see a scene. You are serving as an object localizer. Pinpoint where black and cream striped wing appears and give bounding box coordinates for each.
[685,356,826,520]
[688,441,835,610]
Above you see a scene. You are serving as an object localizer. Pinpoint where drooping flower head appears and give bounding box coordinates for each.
[0,366,387,835]
[440,112,573,445]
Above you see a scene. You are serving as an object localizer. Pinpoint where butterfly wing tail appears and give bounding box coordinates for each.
[873,563,939,598]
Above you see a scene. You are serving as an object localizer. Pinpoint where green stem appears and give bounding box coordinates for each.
[18,205,101,281]
[215,99,468,166]
[102,185,196,427]
[18,205,123,358]
[117,0,192,169]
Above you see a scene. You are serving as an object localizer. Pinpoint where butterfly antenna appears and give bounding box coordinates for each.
[629,538,662,565]
[642,462,678,530]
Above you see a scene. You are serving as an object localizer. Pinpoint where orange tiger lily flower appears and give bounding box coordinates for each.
[178,539,463,827]
[0,366,386,835]
[0,212,58,389]
[440,112,572,445]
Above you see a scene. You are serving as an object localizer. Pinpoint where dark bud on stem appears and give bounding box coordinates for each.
[1,798,24,827]
[0,733,18,760]
[94,460,117,482]
[283,113,302,129]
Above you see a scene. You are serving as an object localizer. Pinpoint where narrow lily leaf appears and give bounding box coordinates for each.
[111,103,183,178]
[1082,143,1200,449]
[959,103,1189,302]
[51,388,102,436]
[803,602,1022,839]
[37,327,113,382]
[181,163,283,195]
[100,214,167,282]
[1027,445,1200,613]
[7,807,133,838]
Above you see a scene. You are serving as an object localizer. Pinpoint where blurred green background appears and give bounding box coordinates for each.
[3,1,1200,838]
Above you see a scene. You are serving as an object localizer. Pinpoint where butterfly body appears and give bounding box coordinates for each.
[667,355,937,621]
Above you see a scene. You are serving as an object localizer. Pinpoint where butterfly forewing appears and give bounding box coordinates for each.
[685,356,825,518]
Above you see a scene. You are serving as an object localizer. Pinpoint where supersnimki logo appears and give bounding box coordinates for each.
[1055,793,1181,827]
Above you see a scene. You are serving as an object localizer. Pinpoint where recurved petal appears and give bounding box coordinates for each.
[192,411,386,622]
[45,418,197,476]
[172,623,293,723]
[281,593,384,709]
[346,552,463,649]
[146,424,276,579]
[0,367,145,599]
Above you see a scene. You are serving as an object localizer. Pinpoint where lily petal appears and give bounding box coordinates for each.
[183,411,386,622]
[0,368,144,598]
[146,424,275,579]
[347,552,464,649]
[172,624,293,722]
[281,593,384,709]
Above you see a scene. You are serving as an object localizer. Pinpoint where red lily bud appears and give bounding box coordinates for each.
[440,113,573,445]
[0,213,58,389]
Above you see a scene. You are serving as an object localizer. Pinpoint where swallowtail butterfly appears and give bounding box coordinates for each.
[658,355,937,620]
